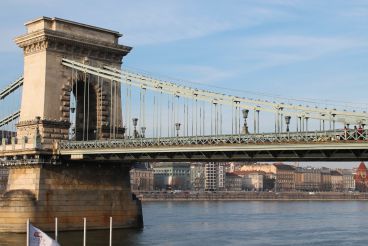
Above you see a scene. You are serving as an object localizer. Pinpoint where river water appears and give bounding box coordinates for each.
[1,201,368,245]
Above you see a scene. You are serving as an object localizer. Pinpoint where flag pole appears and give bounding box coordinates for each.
[55,217,58,242]
[109,217,112,246]
[26,218,30,246]
[83,217,86,246]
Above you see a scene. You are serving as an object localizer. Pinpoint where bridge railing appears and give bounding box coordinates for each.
[58,129,368,150]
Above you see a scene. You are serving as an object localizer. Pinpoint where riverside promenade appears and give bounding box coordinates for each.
[138,191,368,201]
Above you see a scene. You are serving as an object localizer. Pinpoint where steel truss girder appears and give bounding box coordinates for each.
[58,130,368,162]
[62,148,368,162]
[59,129,368,151]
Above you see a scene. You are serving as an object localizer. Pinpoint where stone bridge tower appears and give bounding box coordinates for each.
[15,17,131,146]
[0,17,143,233]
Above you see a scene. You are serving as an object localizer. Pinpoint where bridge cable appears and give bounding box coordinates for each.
[75,69,79,139]
[87,73,90,141]
[82,70,86,141]
[110,79,113,139]
[115,80,118,139]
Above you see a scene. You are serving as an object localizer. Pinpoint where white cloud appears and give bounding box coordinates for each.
[111,1,293,46]
[230,35,368,71]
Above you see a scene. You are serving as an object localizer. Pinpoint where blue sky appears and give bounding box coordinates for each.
[1,0,368,106]
[1,0,367,168]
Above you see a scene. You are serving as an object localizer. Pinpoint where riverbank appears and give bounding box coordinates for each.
[137,191,368,201]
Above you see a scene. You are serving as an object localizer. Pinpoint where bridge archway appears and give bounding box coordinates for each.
[71,78,98,141]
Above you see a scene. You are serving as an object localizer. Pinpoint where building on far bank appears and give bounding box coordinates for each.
[233,171,264,191]
[240,163,295,191]
[152,162,191,190]
[338,169,355,191]
[205,162,225,191]
[274,163,295,191]
[130,163,154,192]
[190,163,206,191]
[225,172,242,191]
[295,167,321,191]
[320,168,332,191]
[330,170,343,191]
[354,162,368,192]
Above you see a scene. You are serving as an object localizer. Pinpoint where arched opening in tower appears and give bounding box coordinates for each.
[70,79,98,141]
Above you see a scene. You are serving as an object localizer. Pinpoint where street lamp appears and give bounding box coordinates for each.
[141,126,146,138]
[242,109,249,134]
[285,116,291,132]
[132,118,138,138]
[332,112,336,132]
[175,123,181,137]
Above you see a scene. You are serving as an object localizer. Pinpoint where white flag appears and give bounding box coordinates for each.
[29,224,60,246]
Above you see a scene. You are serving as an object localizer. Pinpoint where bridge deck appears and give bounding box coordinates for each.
[57,130,368,162]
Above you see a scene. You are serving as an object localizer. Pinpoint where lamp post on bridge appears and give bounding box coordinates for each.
[132,118,139,138]
[242,109,249,134]
[141,127,146,138]
[175,123,181,138]
[332,111,336,133]
[285,116,291,133]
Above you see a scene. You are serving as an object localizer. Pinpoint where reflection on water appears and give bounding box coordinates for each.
[1,201,368,245]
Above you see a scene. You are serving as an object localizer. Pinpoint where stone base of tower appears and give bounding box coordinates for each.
[0,162,143,232]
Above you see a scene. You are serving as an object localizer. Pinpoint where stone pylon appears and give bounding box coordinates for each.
[15,17,131,146]
[0,17,143,233]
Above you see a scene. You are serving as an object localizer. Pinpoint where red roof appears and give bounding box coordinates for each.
[357,162,367,172]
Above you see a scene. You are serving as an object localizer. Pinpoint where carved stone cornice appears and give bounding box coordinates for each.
[17,118,70,128]
[15,29,132,63]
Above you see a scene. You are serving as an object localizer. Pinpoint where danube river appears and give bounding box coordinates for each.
[1,201,368,245]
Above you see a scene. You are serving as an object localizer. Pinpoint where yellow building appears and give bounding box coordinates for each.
[240,163,295,191]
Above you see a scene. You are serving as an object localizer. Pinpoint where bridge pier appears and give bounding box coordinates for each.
[0,162,143,232]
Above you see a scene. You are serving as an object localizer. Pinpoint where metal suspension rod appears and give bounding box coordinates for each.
[220,104,222,135]
[183,97,186,137]
[159,91,162,139]
[167,95,170,137]
[83,71,87,141]
[235,102,238,134]
[114,81,118,139]
[199,103,202,136]
[171,94,174,137]
[195,98,198,138]
[191,97,194,136]
[257,110,260,133]
[70,66,75,140]
[128,82,132,138]
[62,58,368,125]
[210,103,213,136]
[231,102,234,135]
[75,72,79,139]
[98,75,102,139]
[110,79,113,139]
[86,74,90,141]
[238,104,241,136]
[153,93,156,138]
[203,101,206,136]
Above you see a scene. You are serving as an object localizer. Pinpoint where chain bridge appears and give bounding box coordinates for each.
[0,17,367,232]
